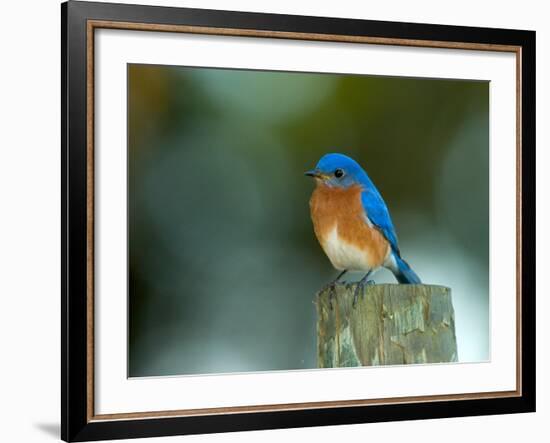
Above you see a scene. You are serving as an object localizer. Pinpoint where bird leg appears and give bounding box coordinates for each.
[353,271,374,308]
[323,270,347,310]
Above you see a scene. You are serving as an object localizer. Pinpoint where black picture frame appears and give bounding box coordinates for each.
[62,1,536,441]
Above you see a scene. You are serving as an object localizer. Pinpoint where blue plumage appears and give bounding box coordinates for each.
[393,254,421,284]
[360,181,400,256]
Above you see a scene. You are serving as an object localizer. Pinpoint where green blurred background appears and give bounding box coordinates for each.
[128,64,489,377]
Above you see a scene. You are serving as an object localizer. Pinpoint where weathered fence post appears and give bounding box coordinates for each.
[317,283,458,367]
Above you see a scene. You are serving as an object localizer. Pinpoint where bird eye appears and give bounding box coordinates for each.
[334,168,344,178]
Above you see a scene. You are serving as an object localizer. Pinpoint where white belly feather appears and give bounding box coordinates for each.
[323,225,373,272]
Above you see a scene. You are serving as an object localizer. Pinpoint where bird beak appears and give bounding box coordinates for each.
[304,169,325,179]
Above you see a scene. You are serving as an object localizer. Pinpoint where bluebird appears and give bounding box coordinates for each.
[305,153,421,305]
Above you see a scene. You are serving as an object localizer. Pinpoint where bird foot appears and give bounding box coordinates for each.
[320,279,347,311]
[352,285,361,308]
[352,280,375,308]
[318,282,337,310]
[329,285,336,311]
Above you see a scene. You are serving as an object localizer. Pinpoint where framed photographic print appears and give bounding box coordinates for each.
[61,1,535,441]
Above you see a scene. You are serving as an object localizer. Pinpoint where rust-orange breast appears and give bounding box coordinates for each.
[309,183,390,271]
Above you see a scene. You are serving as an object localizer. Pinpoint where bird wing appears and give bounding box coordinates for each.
[361,188,400,255]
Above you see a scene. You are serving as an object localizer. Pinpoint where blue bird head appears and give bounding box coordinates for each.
[305,153,367,188]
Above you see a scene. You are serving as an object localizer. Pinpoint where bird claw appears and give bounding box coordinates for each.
[352,284,362,308]
[352,280,375,308]
[329,290,334,311]
[323,270,348,310]
[327,283,337,311]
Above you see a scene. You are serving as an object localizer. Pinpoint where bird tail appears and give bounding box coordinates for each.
[391,252,421,284]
